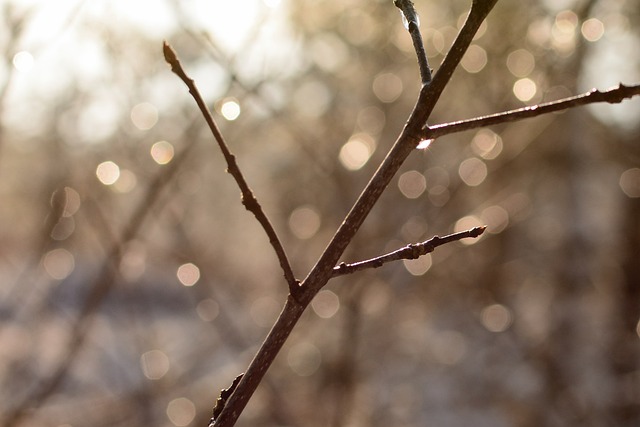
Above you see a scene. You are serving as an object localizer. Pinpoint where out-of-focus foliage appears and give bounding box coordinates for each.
[0,0,639,426]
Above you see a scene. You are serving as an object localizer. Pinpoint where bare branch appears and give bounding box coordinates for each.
[394,0,432,85]
[423,83,640,140]
[332,226,486,277]
[162,41,299,296]
[210,3,500,426]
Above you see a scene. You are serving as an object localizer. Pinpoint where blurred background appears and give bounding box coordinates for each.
[0,0,639,426]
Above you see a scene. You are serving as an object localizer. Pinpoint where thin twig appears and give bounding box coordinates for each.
[332,226,486,277]
[210,3,499,427]
[162,42,299,296]
[394,0,432,85]
[422,83,640,140]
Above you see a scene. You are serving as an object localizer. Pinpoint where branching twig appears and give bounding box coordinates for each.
[423,83,640,140]
[162,42,299,296]
[209,3,499,427]
[332,226,486,277]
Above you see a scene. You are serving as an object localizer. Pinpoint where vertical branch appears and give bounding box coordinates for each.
[394,0,432,85]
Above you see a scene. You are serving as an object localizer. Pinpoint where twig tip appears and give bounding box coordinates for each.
[162,40,178,66]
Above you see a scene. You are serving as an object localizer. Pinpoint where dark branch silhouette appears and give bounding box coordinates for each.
[163,42,299,296]
[424,83,640,140]
[332,226,486,277]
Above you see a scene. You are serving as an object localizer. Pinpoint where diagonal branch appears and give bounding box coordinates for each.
[162,42,299,296]
[210,2,499,426]
[423,83,640,140]
[332,226,486,277]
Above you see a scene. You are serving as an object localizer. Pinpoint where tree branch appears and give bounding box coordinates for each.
[422,83,640,140]
[394,0,432,85]
[210,2,499,426]
[332,226,486,277]
[162,42,299,296]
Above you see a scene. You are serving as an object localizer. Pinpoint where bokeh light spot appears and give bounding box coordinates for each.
[513,78,537,102]
[220,98,241,121]
[43,248,75,280]
[13,51,34,72]
[177,263,200,287]
[151,140,175,165]
[581,18,604,42]
[398,170,427,199]
[96,161,120,185]
[289,205,321,239]
[339,134,375,171]
[356,106,386,135]
[481,304,513,332]
[140,350,170,380]
[130,102,158,130]
[620,168,640,198]
[403,253,432,276]
[481,205,509,234]
[454,216,485,245]
[196,299,220,322]
[506,49,535,77]
[372,72,403,103]
[471,129,503,159]
[113,169,137,193]
[288,342,322,376]
[166,397,196,427]
[458,157,487,187]
[311,290,340,319]
[461,44,487,73]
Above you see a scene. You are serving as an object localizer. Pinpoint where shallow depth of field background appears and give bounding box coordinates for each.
[0,0,639,426]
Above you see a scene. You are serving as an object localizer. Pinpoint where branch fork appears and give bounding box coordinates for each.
[161,1,640,426]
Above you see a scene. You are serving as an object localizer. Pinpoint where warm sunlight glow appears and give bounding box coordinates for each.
[481,304,513,332]
[373,72,403,103]
[417,139,433,149]
[454,216,485,245]
[166,398,196,427]
[311,290,340,319]
[398,170,427,199]
[177,263,200,287]
[220,98,241,121]
[458,157,487,187]
[581,18,604,42]
[289,205,321,239]
[403,253,432,276]
[140,350,170,380]
[480,205,509,234]
[12,51,34,72]
[339,133,376,171]
[471,129,503,159]
[619,168,640,198]
[96,161,120,185]
[151,140,175,165]
[506,49,535,77]
[461,44,488,73]
[513,78,537,102]
[131,102,158,130]
[42,248,75,280]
